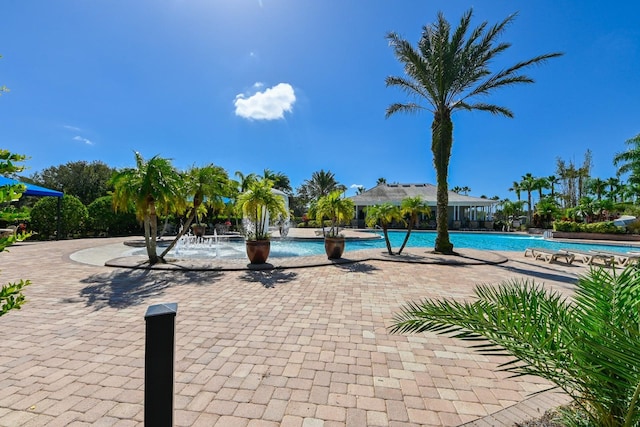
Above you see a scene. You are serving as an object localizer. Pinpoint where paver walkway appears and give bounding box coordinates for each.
[0,237,581,426]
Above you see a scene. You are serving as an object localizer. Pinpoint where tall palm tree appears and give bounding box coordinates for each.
[234,171,258,193]
[398,196,431,255]
[160,164,231,258]
[605,177,621,203]
[533,176,548,200]
[547,175,560,199]
[110,152,184,264]
[519,173,536,223]
[365,203,404,255]
[508,181,522,202]
[299,170,346,201]
[586,177,607,201]
[262,168,292,194]
[614,134,640,186]
[385,9,561,254]
[390,266,640,427]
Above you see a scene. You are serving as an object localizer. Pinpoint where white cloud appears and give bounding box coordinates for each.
[253,82,263,88]
[350,184,363,189]
[73,135,93,145]
[64,125,82,131]
[234,83,296,120]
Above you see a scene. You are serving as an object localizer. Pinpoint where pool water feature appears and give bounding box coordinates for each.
[148,230,640,260]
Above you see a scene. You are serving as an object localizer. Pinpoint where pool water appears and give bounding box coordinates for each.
[156,230,640,259]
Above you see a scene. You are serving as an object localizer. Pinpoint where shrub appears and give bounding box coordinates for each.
[87,196,140,236]
[553,220,624,234]
[30,195,88,239]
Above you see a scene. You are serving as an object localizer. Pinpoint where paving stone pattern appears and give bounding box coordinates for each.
[0,238,579,426]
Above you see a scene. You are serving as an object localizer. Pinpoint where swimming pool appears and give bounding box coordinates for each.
[155,230,640,259]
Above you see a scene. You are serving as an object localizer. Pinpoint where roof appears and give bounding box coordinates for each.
[349,183,495,206]
[0,176,64,198]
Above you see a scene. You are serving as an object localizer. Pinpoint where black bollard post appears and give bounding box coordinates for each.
[144,303,178,427]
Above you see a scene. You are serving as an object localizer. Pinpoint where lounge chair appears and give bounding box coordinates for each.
[561,249,614,266]
[590,250,640,266]
[524,247,575,264]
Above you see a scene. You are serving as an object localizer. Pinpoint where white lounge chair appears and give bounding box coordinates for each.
[590,250,640,266]
[561,249,614,266]
[524,247,575,264]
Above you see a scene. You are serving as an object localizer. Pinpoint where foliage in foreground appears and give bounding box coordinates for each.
[1,149,31,316]
[391,267,640,427]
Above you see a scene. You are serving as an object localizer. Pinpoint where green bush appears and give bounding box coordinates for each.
[30,195,88,239]
[87,196,140,236]
[553,220,625,234]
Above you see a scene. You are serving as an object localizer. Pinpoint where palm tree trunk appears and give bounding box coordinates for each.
[147,201,159,264]
[432,113,454,254]
[398,214,415,255]
[382,226,393,255]
[160,211,196,259]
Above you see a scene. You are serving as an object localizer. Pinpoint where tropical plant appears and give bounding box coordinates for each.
[398,197,431,255]
[236,178,287,240]
[298,170,346,202]
[385,9,561,253]
[614,134,640,187]
[376,177,387,185]
[315,190,355,238]
[30,195,88,239]
[262,169,292,194]
[160,164,230,257]
[110,152,184,264]
[365,203,404,255]
[547,175,560,200]
[0,150,30,317]
[520,173,536,223]
[390,266,640,427]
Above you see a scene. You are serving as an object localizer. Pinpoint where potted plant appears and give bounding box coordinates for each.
[314,190,355,259]
[236,178,287,264]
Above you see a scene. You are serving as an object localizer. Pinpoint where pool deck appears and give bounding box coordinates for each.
[0,232,593,426]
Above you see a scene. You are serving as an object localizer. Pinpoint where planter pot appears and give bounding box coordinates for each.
[324,237,345,260]
[246,240,271,264]
[191,224,207,237]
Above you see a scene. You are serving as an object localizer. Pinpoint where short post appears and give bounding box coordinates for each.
[144,303,178,427]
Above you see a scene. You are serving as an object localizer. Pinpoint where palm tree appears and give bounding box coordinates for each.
[586,177,607,201]
[376,177,387,185]
[614,134,640,186]
[533,176,548,200]
[299,170,346,201]
[365,203,404,255]
[262,169,292,194]
[355,186,366,195]
[508,181,522,202]
[398,197,431,255]
[606,177,621,202]
[314,190,355,238]
[160,164,231,258]
[234,171,258,193]
[385,9,561,254]
[520,173,536,223]
[547,175,560,199]
[110,152,184,264]
[461,186,471,196]
[390,266,640,427]
[236,178,287,240]
[450,186,463,194]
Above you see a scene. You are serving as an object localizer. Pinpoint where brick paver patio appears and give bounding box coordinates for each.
[0,236,580,426]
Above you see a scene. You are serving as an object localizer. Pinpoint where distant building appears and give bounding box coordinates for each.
[349,183,496,229]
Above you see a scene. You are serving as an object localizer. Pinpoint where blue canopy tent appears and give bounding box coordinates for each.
[0,176,64,239]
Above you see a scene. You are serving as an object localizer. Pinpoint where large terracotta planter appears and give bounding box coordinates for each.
[246,240,271,264]
[324,237,345,260]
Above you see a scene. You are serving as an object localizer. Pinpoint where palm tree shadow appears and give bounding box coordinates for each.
[333,262,380,274]
[76,268,222,310]
[239,269,298,288]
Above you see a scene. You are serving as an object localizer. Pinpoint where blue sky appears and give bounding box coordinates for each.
[1,1,639,199]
